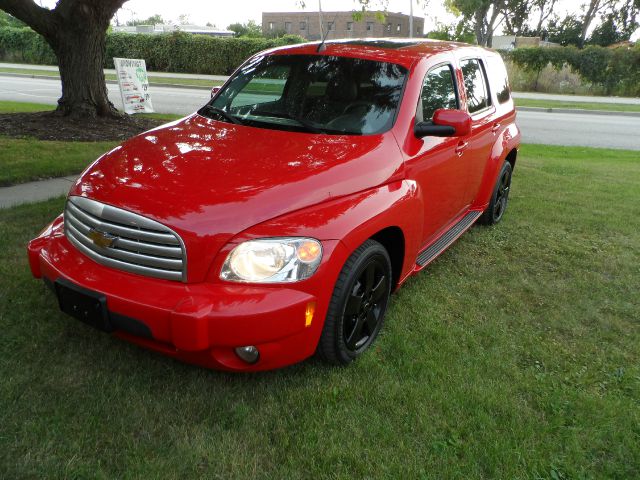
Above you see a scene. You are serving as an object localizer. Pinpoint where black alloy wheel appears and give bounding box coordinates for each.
[317,240,392,365]
[342,257,388,352]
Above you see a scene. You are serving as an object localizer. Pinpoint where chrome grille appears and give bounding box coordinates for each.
[64,196,186,281]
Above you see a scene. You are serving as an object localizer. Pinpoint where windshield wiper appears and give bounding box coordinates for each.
[198,105,243,125]
[256,111,329,134]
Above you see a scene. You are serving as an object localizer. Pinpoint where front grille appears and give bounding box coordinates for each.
[64,196,186,282]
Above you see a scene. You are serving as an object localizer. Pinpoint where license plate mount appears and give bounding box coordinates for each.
[55,279,113,332]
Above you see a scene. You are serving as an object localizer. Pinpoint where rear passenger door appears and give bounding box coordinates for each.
[459,58,498,206]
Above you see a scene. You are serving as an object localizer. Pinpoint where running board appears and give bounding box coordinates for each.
[416,211,482,267]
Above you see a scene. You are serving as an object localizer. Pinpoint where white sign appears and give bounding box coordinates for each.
[113,57,154,114]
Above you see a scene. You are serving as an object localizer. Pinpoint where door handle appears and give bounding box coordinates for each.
[491,122,501,133]
[455,141,468,156]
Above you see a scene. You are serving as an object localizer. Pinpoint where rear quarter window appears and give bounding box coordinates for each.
[460,58,490,114]
[486,56,511,104]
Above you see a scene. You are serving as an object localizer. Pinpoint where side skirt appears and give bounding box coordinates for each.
[415,210,482,267]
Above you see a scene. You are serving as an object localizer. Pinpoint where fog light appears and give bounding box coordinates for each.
[235,345,260,364]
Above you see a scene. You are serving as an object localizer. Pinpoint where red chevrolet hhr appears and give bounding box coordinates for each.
[28,39,520,371]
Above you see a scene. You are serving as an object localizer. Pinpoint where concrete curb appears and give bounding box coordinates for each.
[0,72,213,91]
[516,106,640,118]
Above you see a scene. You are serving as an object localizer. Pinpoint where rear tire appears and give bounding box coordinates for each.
[479,161,512,225]
[317,240,392,365]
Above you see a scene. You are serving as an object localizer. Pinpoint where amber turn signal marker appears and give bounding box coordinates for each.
[296,241,321,263]
[305,301,316,327]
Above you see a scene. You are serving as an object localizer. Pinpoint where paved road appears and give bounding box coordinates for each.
[1,75,639,150]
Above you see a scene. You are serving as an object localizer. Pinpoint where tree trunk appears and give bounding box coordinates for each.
[52,28,118,117]
[0,0,126,118]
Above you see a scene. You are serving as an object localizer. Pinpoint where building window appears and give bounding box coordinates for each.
[386,23,391,32]
[284,22,292,33]
[347,22,353,31]
[269,22,274,30]
[396,24,401,32]
[366,22,373,32]
[300,21,307,30]
[328,21,335,31]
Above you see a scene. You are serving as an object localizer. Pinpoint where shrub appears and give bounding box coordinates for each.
[0,27,305,75]
[502,45,640,96]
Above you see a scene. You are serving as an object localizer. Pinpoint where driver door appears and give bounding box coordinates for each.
[404,63,471,245]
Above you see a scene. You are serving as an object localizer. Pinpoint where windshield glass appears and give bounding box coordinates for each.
[200,54,408,135]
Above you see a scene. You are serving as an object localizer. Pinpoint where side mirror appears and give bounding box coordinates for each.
[414,109,471,138]
[211,86,222,98]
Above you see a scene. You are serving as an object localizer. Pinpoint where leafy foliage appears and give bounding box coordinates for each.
[0,27,305,75]
[504,45,640,96]
[125,14,164,26]
[227,20,262,38]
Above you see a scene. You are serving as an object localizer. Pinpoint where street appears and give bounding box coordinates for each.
[1,75,639,150]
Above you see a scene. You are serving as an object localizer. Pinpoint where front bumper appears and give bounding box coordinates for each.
[27,215,343,371]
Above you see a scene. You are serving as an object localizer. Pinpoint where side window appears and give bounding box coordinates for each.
[486,56,511,104]
[419,64,458,121]
[230,64,289,109]
[460,58,490,114]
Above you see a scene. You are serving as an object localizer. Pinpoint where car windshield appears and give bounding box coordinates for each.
[199,54,408,135]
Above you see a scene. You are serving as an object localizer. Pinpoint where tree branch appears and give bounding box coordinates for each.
[0,0,55,37]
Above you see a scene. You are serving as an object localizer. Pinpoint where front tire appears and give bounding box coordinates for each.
[317,240,392,365]
[479,161,512,225]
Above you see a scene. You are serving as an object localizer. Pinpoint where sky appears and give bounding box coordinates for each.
[38,0,638,40]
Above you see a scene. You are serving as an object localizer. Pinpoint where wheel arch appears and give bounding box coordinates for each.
[370,226,405,291]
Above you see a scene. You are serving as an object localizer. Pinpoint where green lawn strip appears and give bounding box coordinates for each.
[516,97,640,113]
[0,101,182,186]
[0,137,117,186]
[1,144,639,478]
[0,67,222,88]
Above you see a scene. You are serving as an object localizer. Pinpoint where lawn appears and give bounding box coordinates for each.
[0,137,117,186]
[0,101,181,186]
[0,144,638,478]
[515,97,640,113]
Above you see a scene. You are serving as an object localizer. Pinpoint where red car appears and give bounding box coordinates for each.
[28,39,520,371]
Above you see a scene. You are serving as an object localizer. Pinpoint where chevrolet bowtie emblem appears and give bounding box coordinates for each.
[87,228,117,248]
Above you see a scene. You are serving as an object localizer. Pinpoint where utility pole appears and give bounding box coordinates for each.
[318,0,324,40]
[409,0,414,38]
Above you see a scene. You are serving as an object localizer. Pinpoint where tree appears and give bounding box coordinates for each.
[0,0,128,118]
[531,0,557,36]
[445,0,511,46]
[426,21,476,43]
[126,13,164,26]
[545,14,583,46]
[227,20,263,38]
[502,0,532,35]
[578,0,616,47]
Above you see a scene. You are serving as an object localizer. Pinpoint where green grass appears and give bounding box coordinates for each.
[516,97,640,113]
[1,144,639,478]
[0,101,181,186]
[0,66,223,88]
[0,137,117,186]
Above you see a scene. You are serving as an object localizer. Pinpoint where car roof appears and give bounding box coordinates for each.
[265,38,489,68]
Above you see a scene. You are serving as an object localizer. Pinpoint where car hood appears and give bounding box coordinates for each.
[69,115,403,278]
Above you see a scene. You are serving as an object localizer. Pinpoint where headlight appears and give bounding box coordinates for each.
[220,238,323,283]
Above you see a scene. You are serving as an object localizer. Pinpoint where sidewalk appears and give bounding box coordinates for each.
[0,175,77,209]
[0,62,229,82]
[511,91,640,105]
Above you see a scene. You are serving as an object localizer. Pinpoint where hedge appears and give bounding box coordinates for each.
[0,27,305,75]
[502,45,640,97]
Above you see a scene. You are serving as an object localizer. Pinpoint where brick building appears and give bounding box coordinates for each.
[262,11,424,41]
